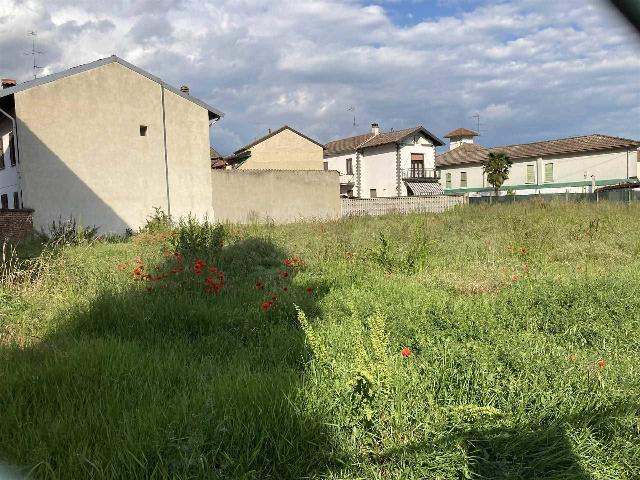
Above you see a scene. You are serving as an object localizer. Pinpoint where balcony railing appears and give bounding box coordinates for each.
[402,168,440,180]
[340,173,355,184]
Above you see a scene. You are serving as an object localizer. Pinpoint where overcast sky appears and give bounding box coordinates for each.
[1,0,639,154]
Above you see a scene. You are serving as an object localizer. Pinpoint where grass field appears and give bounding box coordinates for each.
[1,202,639,479]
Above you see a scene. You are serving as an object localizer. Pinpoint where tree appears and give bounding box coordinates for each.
[482,151,512,198]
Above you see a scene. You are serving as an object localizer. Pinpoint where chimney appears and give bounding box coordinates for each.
[1,79,16,90]
[371,123,380,135]
[180,85,190,95]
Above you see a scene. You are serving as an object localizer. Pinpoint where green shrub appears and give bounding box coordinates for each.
[140,207,173,234]
[171,215,225,259]
[44,215,99,247]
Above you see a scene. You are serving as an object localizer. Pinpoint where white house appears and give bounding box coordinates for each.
[436,129,640,196]
[324,123,445,198]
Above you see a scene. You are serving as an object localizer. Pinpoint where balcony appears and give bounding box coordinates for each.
[402,168,440,181]
[340,173,355,185]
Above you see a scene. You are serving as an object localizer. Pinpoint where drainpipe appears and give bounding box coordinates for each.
[395,143,402,196]
[161,85,171,217]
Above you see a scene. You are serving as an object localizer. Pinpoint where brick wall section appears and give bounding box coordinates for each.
[0,209,35,240]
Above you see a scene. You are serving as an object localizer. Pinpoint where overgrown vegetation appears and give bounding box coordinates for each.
[1,202,639,479]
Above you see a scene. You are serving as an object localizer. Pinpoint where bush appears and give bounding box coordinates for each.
[141,207,173,234]
[171,215,225,259]
[44,216,99,247]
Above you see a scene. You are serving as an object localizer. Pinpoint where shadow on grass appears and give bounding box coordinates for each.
[0,238,344,479]
[378,401,639,479]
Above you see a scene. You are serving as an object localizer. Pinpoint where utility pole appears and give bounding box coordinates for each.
[25,31,43,79]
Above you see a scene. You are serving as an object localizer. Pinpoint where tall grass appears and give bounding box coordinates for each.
[1,201,639,479]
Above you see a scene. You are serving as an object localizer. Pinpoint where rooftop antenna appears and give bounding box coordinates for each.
[24,31,43,79]
[347,106,358,128]
[471,113,484,136]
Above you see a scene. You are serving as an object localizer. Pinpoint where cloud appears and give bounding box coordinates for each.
[0,0,638,154]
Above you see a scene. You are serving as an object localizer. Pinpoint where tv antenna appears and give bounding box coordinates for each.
[471,113,484,136]
[24,31,43,79]
[347,106,358,128]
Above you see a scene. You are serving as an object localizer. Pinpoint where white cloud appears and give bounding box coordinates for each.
[0,0,638,154]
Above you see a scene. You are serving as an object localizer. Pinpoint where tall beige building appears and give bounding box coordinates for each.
[0,56,224,233]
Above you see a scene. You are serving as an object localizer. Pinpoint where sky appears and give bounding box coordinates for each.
[1,0,639,155]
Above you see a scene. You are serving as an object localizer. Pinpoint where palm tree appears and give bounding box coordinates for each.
[482,151,512,198]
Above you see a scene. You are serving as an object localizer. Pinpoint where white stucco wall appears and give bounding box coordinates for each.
[325,152,356,195]
[0,121,19,206]
[440,148,638,196]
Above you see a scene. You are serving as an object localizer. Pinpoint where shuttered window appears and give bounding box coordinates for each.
[445,172,452,189]
[526,164,535,184]
[346,158,353,175]
[460,172,467,188]
[544,163,554,183]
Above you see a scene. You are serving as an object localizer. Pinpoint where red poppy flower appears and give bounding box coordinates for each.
[596,360,607,368]
[305,287,313,293]
[256,282,264,289]
[208,266,217,273]
[282,271,289,278]
[569,354,577,362]
[261,302,271,310]
[400,347,411,358]
[282,287,288,292]
[133,267,142,275]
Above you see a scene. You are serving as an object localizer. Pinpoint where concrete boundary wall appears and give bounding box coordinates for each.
[211,170,340,224]
[341,195,466,216]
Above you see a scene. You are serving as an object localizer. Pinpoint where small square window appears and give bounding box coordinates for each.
[323,161,329,171]
[140,125,148,136]
[370,189,377,198]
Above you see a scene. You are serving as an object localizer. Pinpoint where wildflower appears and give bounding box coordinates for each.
[282,287,288,292]
[569,354,577,362]
[271,295,278,301]
[596,360,607,368]
[261,302,271,310]
[218,272,224,279]
[256,281,264,289]
[282,271,289,278]
[511,274,519,282]
[162,250,170,257]
[133,267,142,275]
[400,347,411,358]
[575,234,580,241]
[305,287,313,293]
[208,266,217,273]
[520,247,528,254]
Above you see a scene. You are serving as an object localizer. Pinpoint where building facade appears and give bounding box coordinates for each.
[0,56,223,232]
[437,131,640,196]
[324,123,444,198]
[228,126,324,170]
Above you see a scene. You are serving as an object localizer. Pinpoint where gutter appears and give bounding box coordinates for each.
[0,107,19,166]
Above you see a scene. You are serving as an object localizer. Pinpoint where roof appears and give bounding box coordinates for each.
[210,147,223,160]
[0,55,224,120]
[444,128,479,138]
[234,125,324,154]
[223,150,252,165]
[436,134,640,168]
[436,143,490,167]
[325,125,444,156]
[211,158,227,169]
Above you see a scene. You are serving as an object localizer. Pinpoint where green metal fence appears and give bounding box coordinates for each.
[468,189,640,205]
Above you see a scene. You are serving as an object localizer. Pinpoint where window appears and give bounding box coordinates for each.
[410,153,425,177]
[0,194,8,209]
[9,135,15,166]
[323,161,328,171]
[346,158,353,175]
[347,189,353,197]
[0,135,4,169]
[526,164,535,184]
[370,189,377,198]
[13,192,19,209]
[140,125,148,136]
[544,163,554,183]
[445,172,452,189]
[460,172,467,188]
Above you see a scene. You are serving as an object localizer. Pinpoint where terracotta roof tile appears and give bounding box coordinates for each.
[210,146,223,160]
[436,134,640,167]
[325,126,444,156]
[444,128,479,138]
